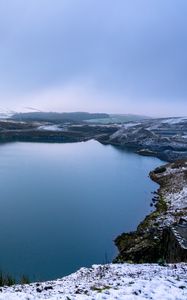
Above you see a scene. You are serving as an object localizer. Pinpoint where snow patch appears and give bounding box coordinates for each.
[1,264,187,300]
[38,125,65,131]
[167,187,187,210]
[161,118,187,125]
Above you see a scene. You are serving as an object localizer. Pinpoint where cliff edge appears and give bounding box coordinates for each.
[114,159,187,263]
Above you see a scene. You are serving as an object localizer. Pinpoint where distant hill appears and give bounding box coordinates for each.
[110,114,151,122]
[11,112,110,122]
[11,112,151,124]
[86,114,151,124]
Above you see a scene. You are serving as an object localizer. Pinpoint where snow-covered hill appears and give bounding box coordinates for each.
[0,263,187,300]
[99,117,187,162]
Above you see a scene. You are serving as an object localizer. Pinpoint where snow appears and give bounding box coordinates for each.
[161,118,187,125]
[167,187,187,210]
[1,264,187,300]
[150,161,187,230]
[38,125,65,131]
[159,164,187,212]
[109,128,126,139]
[122,122,141,129]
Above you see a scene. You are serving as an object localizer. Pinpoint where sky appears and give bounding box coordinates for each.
[0,0,187,117]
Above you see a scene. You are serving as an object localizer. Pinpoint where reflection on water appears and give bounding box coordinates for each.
[0,140,163,280]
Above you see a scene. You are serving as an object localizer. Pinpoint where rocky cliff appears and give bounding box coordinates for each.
[114,159,187,263]
[98,117,187,162]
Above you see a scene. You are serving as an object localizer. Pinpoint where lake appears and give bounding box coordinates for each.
[0,140,163,281]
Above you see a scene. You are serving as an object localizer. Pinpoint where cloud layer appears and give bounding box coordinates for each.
[0,0,186,116]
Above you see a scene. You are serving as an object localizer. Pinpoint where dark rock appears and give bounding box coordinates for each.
[44,286,53,291]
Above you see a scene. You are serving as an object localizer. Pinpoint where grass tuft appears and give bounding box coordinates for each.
[0,272,30,287]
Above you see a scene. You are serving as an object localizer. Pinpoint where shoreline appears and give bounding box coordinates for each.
[1,263,187,299]
[114,159,187,263]
[0,145,186,298]
[0,136,186,264]
[0,116,187,162]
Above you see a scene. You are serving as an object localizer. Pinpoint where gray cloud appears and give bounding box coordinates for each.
[0,0,186,115]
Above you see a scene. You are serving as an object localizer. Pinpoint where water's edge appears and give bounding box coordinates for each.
[114,159,187,263]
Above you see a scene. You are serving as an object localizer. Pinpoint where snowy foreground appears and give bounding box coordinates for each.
[1,264,187,300]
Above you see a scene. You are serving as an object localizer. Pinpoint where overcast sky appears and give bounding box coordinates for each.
[0,0,186,116]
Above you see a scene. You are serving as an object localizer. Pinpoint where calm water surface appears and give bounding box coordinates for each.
[0,140,163,280]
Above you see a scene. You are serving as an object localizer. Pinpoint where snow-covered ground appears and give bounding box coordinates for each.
[1,263,187,300]
[161,117,187,125]
[38,125,65,131]
[157,161,187,212]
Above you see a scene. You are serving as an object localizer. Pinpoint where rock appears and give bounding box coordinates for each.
[98,117,187,162]
[114,159,187,263]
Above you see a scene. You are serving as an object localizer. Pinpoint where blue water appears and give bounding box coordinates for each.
[0,140,163,280]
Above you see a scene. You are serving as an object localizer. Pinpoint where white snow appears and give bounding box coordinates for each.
[1,264,187,300]
[167,187,187,210]
[151,162,187,229]
[159,164,187,212]
[122,122,141,129]
[161,118,187,125]
[38,125,65,131]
